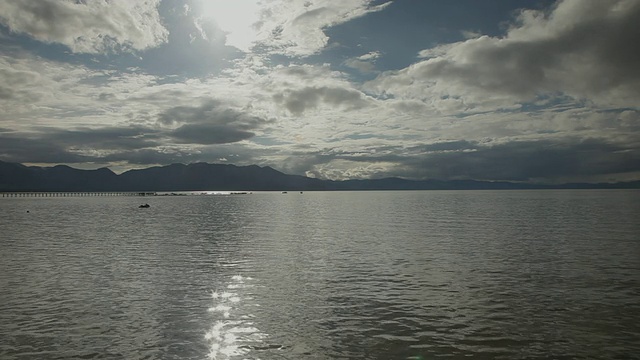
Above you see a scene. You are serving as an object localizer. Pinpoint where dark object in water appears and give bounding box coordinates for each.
[139,204,150,208]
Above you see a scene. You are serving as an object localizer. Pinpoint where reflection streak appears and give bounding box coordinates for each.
[205,275,265,360]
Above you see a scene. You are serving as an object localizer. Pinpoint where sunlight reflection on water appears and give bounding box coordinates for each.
[206,275,266,360]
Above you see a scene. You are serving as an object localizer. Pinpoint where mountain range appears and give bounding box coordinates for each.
[1,160,638,192]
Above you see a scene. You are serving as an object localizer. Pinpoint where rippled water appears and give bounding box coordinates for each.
[1,190,639,359]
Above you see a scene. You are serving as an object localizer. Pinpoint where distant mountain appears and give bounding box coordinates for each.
[0,160,639,191]
[116,162,327,191]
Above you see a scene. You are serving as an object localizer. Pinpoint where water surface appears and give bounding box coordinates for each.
[1,190,639,359]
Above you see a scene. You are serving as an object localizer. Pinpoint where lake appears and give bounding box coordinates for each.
[1,190,639,359]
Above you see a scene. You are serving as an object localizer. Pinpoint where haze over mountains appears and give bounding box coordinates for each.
[1,160,638,192]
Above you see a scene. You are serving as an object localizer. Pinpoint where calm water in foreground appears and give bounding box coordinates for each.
[1,190,639,359]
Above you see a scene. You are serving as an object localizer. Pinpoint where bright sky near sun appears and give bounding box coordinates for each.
[0,0,638,183]
[201,0,260,51]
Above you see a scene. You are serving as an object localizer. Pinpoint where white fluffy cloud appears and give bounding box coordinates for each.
[344,51,382,73]
[192,0,390,55]
[251,0,390,56]
[0,0,168,53]
[366,0,640,111]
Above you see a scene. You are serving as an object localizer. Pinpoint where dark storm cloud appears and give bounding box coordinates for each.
[0,124,263,167]
[170,124,254,145]
[100,148,201,166]
[0,134,94,164]
[159,99,269,144]
[289,137,640,182]
[44,126,162,150]
[273,86,369,115]
[99,145,264,167]
[159,100,257,126]
[408,140,478,153]
[397,138,640,182]
[0,98,272,165]
[0,126,161,164]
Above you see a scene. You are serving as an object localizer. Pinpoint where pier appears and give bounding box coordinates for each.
[1,192,156,197]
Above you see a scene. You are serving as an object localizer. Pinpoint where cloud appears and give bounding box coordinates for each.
[194,0,260,52]
[304,158,399,181]
[273,86,369,115]
[97,143,267,168]
[0,0,168,53]
[241,64,377,119]
[366,0,640,110]
[137,0,241,77]
[45,126,161,151]
[0,65,41,102]
[98,147,212,166]
[1,1,638,184]
[170,124,255,145]
[344,51,382,73]
[295,137,640,183]
[0,123,264,167]
[358,51,381,61]
[398,138,640,183]
[0,133,93,164]
[460,30,482,39]
[188,0,391,56]
[410,140,478,153]
[0,52,273,162]
[0,124,165,164]
[0,52,99,121]
[252,0,391,56]
[159,99,270,144]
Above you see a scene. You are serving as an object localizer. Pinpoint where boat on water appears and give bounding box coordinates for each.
[139,204,150,208]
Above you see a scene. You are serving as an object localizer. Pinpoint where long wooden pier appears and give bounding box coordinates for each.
[1,192,156,197]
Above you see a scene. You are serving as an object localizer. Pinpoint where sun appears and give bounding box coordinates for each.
[201,0,260,52]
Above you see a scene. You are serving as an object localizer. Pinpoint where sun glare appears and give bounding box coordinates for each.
[202,0,260,52]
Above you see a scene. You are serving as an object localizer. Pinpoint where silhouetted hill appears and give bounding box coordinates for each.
[0,161,119,191]
[0,160,639,191]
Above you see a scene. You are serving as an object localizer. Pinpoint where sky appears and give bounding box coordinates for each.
[0,0,639,184]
